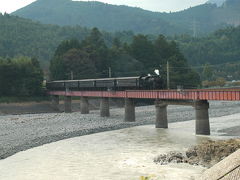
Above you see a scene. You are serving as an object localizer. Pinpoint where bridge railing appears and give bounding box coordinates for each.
[48,89,240,101]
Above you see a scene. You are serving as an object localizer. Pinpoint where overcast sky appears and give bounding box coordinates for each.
[0,0,208,14]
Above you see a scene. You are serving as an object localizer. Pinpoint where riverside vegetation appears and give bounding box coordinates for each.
[0,57,44,97]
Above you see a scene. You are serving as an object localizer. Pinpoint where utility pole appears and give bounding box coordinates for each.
[167,61,170,89]
[108,67,112,78]
[70,71,73,80]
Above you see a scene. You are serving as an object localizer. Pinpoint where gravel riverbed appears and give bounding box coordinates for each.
[0,101,240,160]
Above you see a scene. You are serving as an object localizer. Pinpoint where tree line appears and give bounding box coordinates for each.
[0,57,43,96]
[50,28,200,89]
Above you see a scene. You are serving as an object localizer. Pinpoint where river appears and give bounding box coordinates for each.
[0,113,239,180]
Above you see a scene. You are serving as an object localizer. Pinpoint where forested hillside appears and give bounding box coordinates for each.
[175,25,240,81]
[1,13,240,82]
[12,0,184,35]
[0,14,133,68]
[1,13,240,69]
[0,13,87,67]
[176,26,240,65]
[12,0,240,35]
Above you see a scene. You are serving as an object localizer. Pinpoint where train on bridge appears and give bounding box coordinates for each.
[47,75,165,91]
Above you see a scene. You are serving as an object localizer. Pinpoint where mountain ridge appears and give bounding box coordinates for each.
[11,0,240,35]
[12,0,185,35]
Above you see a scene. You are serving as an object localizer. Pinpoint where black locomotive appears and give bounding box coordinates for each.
[46,75,165,91]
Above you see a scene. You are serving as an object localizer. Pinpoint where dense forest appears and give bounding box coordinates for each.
[0,57,43,96]
[13,0,240,35]
[50,28,200,89]
[175,26,240,65]
[174,25,240,81]
[0,13,133,69]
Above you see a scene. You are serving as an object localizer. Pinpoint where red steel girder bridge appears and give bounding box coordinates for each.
[48,88,240,136]
[49,89,240,101]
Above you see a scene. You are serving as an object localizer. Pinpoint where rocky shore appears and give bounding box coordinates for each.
[0,101,240,160]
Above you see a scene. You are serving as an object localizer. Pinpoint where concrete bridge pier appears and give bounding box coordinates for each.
[155,101,168,128]
[64,96,72,113]
[124,98,135,122]
[51,95,59,111]
[195,100,210,135]
[80,97,89,114]
[100,97,110,117]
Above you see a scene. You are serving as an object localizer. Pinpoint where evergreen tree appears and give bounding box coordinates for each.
[50,39,97,80]
[61,49,97,79]
[129,35,156,73]
[81,28,110,77]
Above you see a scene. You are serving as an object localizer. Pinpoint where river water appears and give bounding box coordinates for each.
[0,114,239,180]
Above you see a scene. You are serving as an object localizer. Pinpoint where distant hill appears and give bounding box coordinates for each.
[175,25,240,66]
[0,14,131,67]
[12,0,240,35]
[174,25,240,80]
[12,0,184,35]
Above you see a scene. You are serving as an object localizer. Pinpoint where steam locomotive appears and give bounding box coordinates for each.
[46,75,165,91]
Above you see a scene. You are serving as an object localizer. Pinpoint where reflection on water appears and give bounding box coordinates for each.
[0,125,208,180]
[1,113,240,180]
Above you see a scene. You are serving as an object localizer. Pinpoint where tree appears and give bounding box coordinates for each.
[128,34,201,88]
[202,63,213,81]
[54,39,81,57]
[50,48,96,80]
[62,49,97,79]
[81,28,110,77]
[129,35,156,73]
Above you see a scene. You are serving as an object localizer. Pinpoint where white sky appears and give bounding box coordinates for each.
[0,0,208,14]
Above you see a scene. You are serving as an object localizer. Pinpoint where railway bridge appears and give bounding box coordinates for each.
[48,88,240,135]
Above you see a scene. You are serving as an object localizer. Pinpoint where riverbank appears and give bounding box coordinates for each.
[0,101,240,160]
[0,96,50,104]
[0,98,124,115]
[154,138,240,168]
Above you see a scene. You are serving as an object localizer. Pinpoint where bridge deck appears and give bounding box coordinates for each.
[48,89,240,101]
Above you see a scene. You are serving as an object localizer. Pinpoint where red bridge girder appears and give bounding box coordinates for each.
[48,89,240,101]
